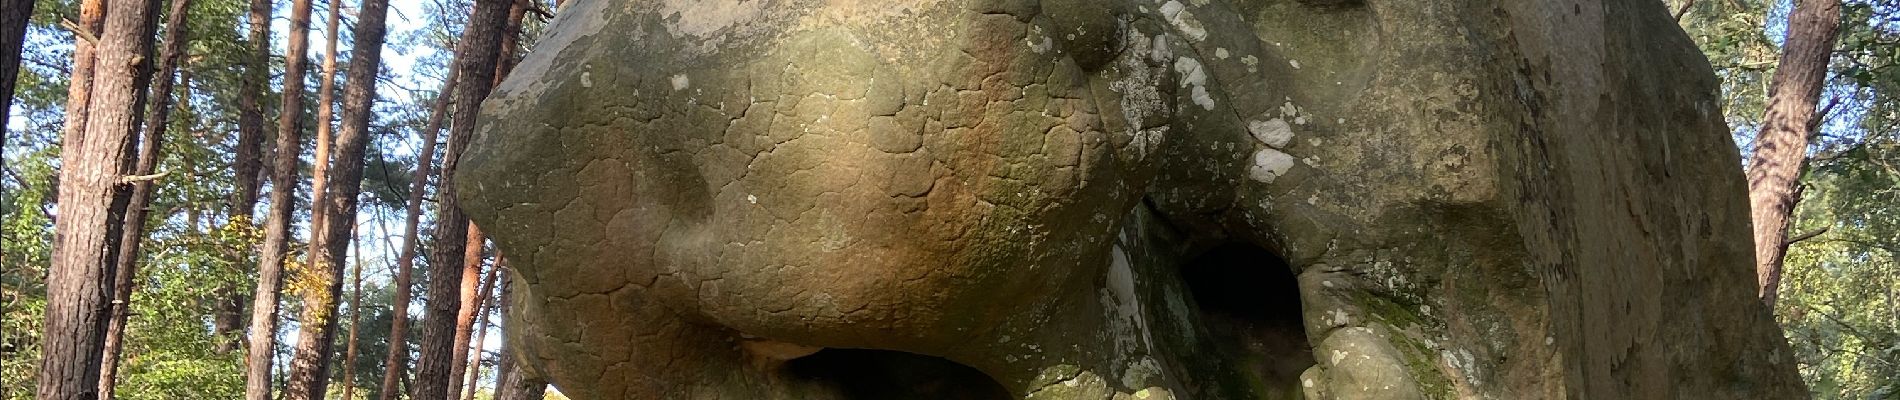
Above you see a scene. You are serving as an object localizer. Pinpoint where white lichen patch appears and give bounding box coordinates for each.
[580,71,594,88]
[1240,55,1259,73]
[1107,29,1171,161]
[1026,25,1054,54]
[1132,127,1169,161]
[1248,118,1294,148]
[1289,59,1302,69]
[1149,34,1172,63]
[1215,47,1230,59]
[670,74,691,91]
[1442,348,1483,387]
[1157,1,1208,41]
[1173,57,1215,111]
[1248,148,1296,183]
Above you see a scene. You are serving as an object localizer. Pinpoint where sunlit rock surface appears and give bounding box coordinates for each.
[459,0,1807,398]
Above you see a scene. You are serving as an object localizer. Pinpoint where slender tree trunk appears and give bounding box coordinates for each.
[495,0,526,82]
[281,0,390,395]
[244,0,315,394]
[460,264,502,400]
[449,8,524,397]
[1747,0,1842,309]
[445,225,485,400]
[58,0,106,151]
[375,64,460,400]
[412,0,510,396]
[97,0,190,395]
[306,0,343,237]
[340,219,366,400]
[215,0,274,354]
[39,0,160,396]
[457,256,501,400]
[0,0,32,143]
[492,276,547,400]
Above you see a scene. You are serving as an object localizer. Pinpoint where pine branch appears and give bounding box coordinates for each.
[1785,227,1830,246]
[60,18,100,44]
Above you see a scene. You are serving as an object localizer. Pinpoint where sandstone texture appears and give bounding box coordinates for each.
[458,0,1808,398]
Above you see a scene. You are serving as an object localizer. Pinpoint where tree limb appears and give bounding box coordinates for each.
[60,18,100,44]
[1675,0,1696,21]
[1785,226,1830,246]
[118,171,171,185]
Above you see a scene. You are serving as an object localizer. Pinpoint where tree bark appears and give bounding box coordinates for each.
[1747,0,1842,309]
[376,62,460,400]
[340,220,367,400]
[458,254,501,400]
[411,0,509,397]
[244,0,314,394]
[97,0,189,395]
[0,0,32,143]
[306,0,343,237]
[495,0,526,83]
[450,7,525,397]
[215,0,274,355]
[281,0,390,396]
[58,0,107,153]
[39,0,160,396]
[445,225,485,400]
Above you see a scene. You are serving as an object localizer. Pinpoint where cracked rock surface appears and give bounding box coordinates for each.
[459,0,1807,398]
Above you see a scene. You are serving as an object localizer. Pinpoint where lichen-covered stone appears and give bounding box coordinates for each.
[459,0,1807,398]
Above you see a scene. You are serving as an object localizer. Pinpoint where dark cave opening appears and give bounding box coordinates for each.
[784,348,1012,400]
[1180,242,1316,396]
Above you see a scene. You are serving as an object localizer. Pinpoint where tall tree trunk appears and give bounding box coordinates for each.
[281,0,389,395]
[0,0,32,144]
[58,0,107,151]
[244,0,315,394]
[492,276,547,400]
[1747,0,1842,309]
[216,0,274,354]
[340,220,367,400]
[495,0,526,82]
[411,0,509,396]
[445,225,485,400]
[39,0,160,396]
[376,63,459,400]
[97,0,190,395]
[306,0,343,236]
[449,8,525,397]
[460,264,501,400]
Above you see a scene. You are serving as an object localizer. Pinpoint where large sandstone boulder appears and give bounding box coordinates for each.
[458,0,1808,398]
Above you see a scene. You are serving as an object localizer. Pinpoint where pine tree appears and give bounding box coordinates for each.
[39,0,161,396]
[282,0,393,394]
[214,0,275,353]
[1747,0,1843,308]
[97,0,191,395]
[244,0,316,394]
[412,0,512,396]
